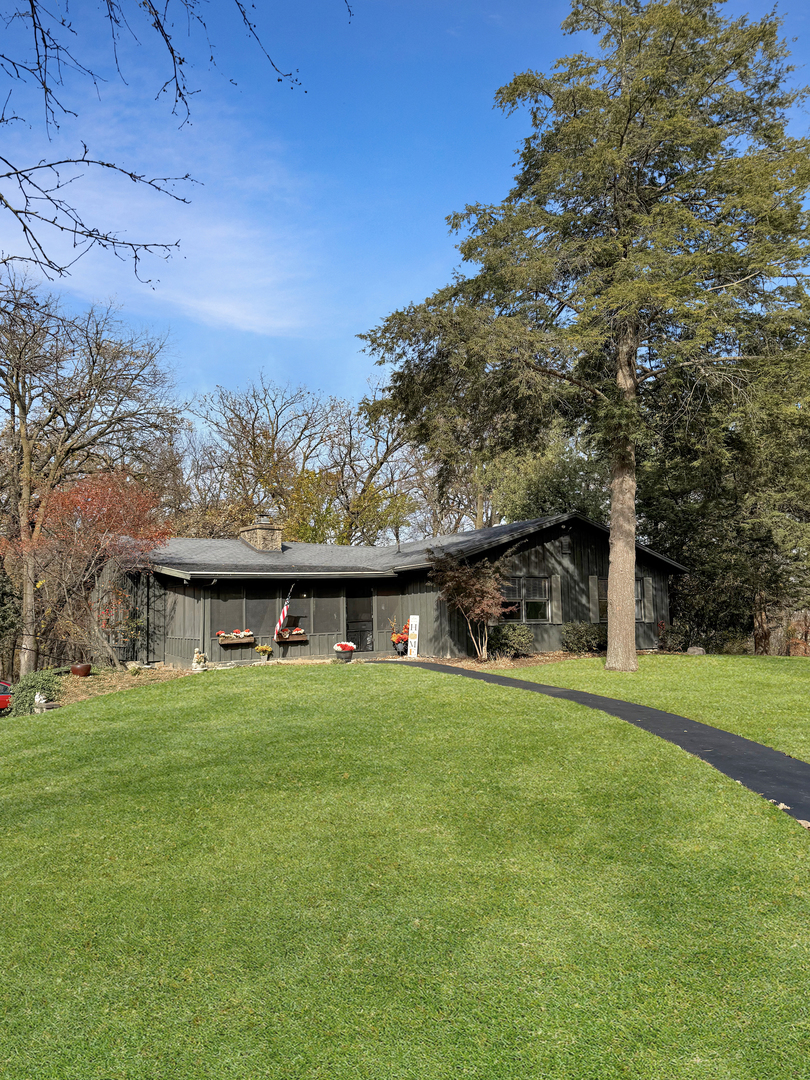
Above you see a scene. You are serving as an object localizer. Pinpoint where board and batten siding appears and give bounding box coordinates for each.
[163,581,204,667]
[494,521,672,653]
[141,519,676,667]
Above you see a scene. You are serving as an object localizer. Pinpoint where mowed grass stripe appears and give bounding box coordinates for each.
[1,664,808,1080]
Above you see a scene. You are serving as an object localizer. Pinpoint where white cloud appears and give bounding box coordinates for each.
[0,91,333,338]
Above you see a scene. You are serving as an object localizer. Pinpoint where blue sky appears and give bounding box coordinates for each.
[5,0,809,400]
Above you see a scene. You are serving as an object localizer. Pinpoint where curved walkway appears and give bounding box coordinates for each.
[389,661,810,828]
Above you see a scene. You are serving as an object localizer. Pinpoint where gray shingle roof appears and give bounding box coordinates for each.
[151,514,686,579]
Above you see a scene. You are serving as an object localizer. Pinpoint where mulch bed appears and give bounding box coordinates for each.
[57,667,192,707]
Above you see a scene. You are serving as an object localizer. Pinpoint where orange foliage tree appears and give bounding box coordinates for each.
[15,473,169,668]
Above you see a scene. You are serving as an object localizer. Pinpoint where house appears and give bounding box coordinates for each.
[124,513,685,667]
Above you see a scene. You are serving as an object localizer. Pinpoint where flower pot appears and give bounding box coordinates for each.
[71,663,91,677]
[336,650,354,663]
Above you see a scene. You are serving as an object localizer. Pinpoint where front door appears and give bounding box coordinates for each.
[346,586,374,651]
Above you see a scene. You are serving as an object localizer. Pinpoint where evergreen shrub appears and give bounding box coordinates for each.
[657,622,688,652]
[488,623,535,659]
[561,622,608,653]
[9,669,63,716]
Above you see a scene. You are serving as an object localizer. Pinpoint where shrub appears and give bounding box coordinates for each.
[9,669,63,716]
[719,635,752,656]
[561,622,608,653]
[488,623,536,659]
[657,622,688,652]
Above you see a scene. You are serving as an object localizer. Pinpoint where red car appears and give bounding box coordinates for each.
[0,681,12,711]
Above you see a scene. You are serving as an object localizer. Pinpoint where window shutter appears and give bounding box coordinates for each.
[588,576,600,623]
[550,575,562,623]
[644,577,654,623]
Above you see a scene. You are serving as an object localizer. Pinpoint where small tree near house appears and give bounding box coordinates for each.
[427,549,515,662]
[4,473,170,670]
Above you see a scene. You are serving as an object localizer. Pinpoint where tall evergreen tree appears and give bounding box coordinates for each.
[363,0,810,670]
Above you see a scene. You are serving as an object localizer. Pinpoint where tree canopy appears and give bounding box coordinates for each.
[363,0,810,670]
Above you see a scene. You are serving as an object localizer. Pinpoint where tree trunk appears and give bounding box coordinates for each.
[605,325,639,673]
[475,491,484,531]
[89,611,126,670]
[753,596,770,655]
[18,555,38,676]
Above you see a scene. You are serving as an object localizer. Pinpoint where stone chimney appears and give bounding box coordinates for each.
[239,514,283,552]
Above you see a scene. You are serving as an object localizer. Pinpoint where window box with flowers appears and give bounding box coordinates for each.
[275,627,308,644]
[216,629,255,645]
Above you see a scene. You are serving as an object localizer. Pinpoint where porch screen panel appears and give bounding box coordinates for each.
[211,587,244,636]
[285,584,312,630]
[376,585,401,634]
[245,586,279,637]
[313,585,342,634]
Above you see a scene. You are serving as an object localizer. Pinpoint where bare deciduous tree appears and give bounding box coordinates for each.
[0,0,353,275]
[0,278,180,672]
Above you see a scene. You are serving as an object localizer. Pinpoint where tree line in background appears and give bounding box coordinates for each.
[1,269,808,677]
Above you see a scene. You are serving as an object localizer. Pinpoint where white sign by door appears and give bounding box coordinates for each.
[407,614,420,658]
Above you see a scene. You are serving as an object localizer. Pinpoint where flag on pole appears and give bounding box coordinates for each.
[274,583,296,638]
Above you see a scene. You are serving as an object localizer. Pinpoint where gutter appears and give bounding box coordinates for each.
[152,565,399,580]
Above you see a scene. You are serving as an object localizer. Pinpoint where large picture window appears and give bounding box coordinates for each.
[501,577,550,623]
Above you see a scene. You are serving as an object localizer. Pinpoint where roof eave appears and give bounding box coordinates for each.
[390,512,688,574]
[152,564,398,580]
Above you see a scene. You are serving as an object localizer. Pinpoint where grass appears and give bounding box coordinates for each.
[1,662,809,1079]
[487,653,810,761]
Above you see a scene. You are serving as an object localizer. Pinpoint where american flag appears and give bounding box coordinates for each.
[274,584,295,638]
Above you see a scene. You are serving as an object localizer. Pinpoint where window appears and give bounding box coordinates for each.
[501,576,550,623]
[596,578,644,621]
[597,578,609,622]
[524,577,550,621]
[501,576,522,620]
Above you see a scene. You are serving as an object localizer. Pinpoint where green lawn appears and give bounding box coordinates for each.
[489,654,810,761]
[1,663,809,1079]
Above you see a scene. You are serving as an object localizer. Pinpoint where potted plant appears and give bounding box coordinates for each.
[255,644,274,661]
[333,641,357,663]
[390,620,409,656]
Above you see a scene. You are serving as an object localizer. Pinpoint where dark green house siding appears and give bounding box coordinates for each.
[130,517,678,667]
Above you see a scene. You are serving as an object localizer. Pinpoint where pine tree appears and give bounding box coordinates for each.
[363,0,810,671]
